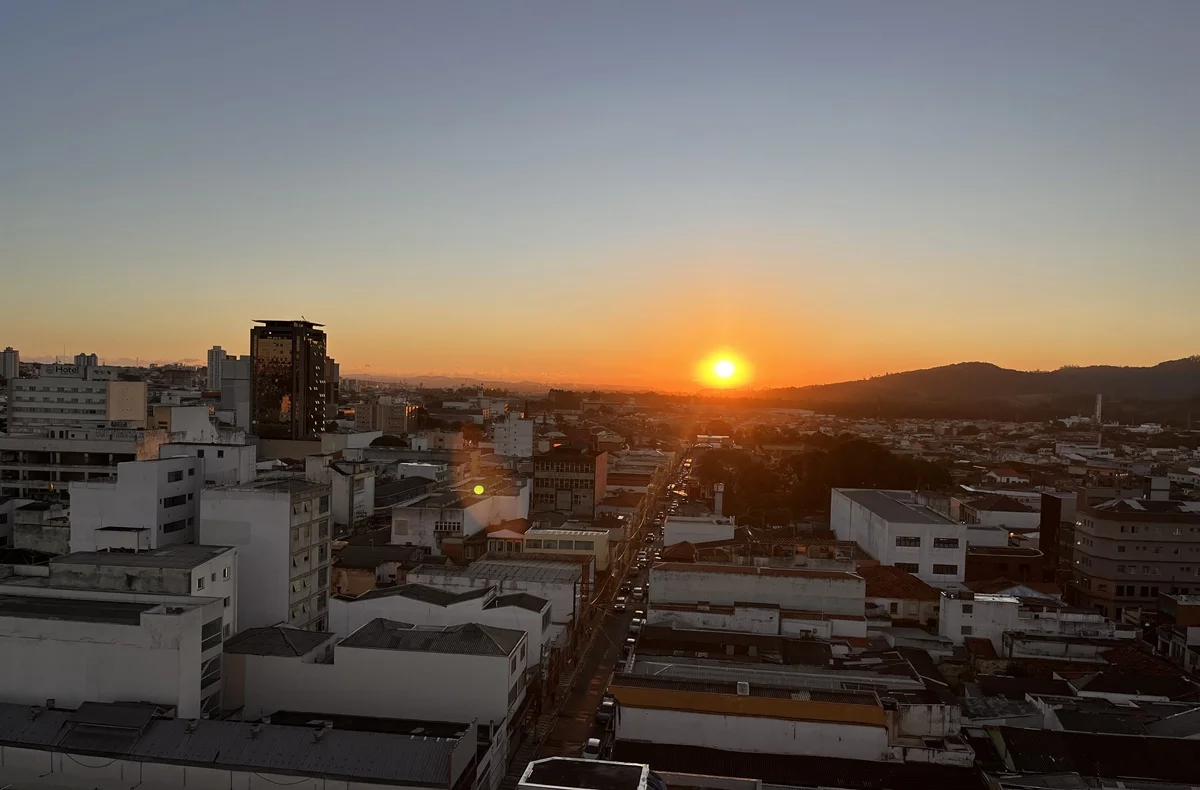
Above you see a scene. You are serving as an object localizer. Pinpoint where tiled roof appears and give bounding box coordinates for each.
[995,726,1200,783]
[858,564,939,601]
[353,583,494,606]
[224,626,334,657]
[489,592,549,612]
[963,637,998,660]
[965,578,1063,597]
[964,493,1033,512]
[340,619,523,656]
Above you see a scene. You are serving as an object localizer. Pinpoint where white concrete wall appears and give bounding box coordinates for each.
[0,599,219,719]
[200,493,291,630]
[493,415,533,458]
[237,641,522,726]
[649,566,865,616]
[70,456,202,552]
[408,570,578,626]
[663,517,735,547]
[393,489,528,553]
[615,707,889,761]
[160,444,256,486]
[831,490,966,584]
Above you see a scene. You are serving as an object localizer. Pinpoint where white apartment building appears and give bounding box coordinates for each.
[329,582,551,666]
[70,456,204,553]
[392,485,529,553]
[6,363,147,433]
[0,426,165,502]
[0,584,226,718]
[48,544,238,637]
[493,412,534,458]
[938,590,1137,653]
[160,441,257,485]
[206,345,226,391]
[0,347,18,380]
[200,477,332,631]
[305,454,375,527]
[224,619,527,760]
[663,514,736,546]
[647,563,867,640]
[831,488,968,584]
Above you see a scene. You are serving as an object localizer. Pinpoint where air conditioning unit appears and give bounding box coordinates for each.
[736,682,750,696]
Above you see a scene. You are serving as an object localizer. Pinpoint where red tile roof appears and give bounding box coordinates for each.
[964,637,999,660]
[857,564,939,601]
[965,577,1062,597]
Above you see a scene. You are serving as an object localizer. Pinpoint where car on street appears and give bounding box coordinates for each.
[633,586,644,600]
[630,618,644,633]
[596,697,616,724]
[614,596,627,611]
[620,581,632,593]
[582,737,602,760]
[634,609,645,620]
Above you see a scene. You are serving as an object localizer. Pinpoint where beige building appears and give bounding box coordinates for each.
[355,396,417,434]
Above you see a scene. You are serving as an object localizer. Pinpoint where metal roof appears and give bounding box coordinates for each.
[836,489,957,525]
[340,618,523,656]
[355,583,494,606]
[0,594,157,625]
[414,558,582,584]
[489,592,549,612]
[224,626,335,657]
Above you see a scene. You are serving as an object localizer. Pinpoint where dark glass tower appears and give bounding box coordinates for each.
[250,320,327,440]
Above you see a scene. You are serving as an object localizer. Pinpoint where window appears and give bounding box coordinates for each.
[222,567,230,579]
[526,539,542,549]
[896,562,920,573]
[895,536,921,547]
[317,591,327,610]
[933,564,958,575]
[318,567,328,586]
[168,470,183,483]
[188,468,195,476]
[574,540,594,550]
[961,604,973,614]
[1118,545,1126,553]
[960,625,973,635]
[162,494,187,508]
[217,450,225,459]
[196,577,205,591]
[210,572,216,582]
[510,656,518,673]
[933,538,959,549]
[162,519,187,533]
[1141,586,1150,597]
[319,495,330,513]
[224,596,231,608]
[197,449,205,458]
[889,602,898,614]
[318,519,329,539]
[542,540,558,549]
[1116,585,1125,596]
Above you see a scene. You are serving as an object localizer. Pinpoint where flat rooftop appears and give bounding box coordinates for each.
[0,594,157,625]
[415,558,582,583]
[53,545,232,570]
[523,757,645,790]
[340,619,523,656]
[837,489,957,525]
[212,477,326,495]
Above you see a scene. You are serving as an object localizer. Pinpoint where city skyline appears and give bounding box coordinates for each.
[4,1,1200,390]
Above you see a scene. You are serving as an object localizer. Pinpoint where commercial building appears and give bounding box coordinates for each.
[663,514,736,546]
[206,345,226,391]
[0,346,18,380]
[224,619,528,768]
[831,489,967,584]
[524,527,612,571]
[1068,498,1200,619]
[355,395,417,434]
[6,363,147,433]
[493,411,534,458]
[0,585,226,718]
[647,563,867,641]
[0,699,478,790]
[408,558,583,628]
[47,545,237,637]
[200,477,332,631]
[532,445,607,518]
[0,426,166,503]
[305,454,375,528]
[250,319,328,441]
[329,582,550,665]
[938,590,1136,653]
[69,456,204,553]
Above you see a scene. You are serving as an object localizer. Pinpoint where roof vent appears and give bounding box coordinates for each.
[250,723,263,739]
[185,719,199,733]
[736,682,750,696]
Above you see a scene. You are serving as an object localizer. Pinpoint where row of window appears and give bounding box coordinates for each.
[526,539,594,550]
[11,396,102,403]
[9,407,104,414]
[194,567,233,591]
[1115,544,1198,555]
[162,517,191,533]
[1118,524,1196,535]
[535,463,593,474]
[1114,563,1199,576]
[895,562,959,575]
[894,536,960,549]
[290,521,330,543]
[534,479,594,489]
[162,493,192,508]
[11,385,104,393]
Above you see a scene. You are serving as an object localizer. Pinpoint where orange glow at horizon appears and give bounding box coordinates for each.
[696,350,753,389]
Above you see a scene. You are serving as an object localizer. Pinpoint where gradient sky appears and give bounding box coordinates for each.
[3,1,1200,391]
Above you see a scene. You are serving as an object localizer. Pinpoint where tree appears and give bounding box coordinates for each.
[370,434,407,447]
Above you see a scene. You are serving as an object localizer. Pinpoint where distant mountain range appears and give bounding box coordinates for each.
[766,358,1200,404]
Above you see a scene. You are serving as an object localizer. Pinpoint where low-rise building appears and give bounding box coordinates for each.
[523,527,612,571]
[305,454,375,528]
[493,411,534,458]
[391,485,529,553]
[6,363,147,433]
[939,590,1137,653]
[858,564,939,626]
[831,489,967,585]
[160,441,257,485]
[532,445,607,518]
[662,514,736,547]
[408,557,584,629]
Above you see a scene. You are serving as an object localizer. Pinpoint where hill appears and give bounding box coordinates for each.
[768,357,1200,404]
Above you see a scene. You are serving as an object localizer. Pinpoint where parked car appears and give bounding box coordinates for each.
[582,737,602,760]
[630,618,644,633]
[614,596,627,612]
[596,697,616,724]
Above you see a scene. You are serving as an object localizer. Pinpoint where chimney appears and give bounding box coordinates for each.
[714,483,725,517]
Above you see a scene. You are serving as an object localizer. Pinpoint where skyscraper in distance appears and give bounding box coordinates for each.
[0,347,18,379]
[207,346,227,391]
[249,320,327,441]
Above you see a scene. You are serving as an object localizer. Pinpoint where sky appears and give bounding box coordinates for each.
[3,1,1200,391]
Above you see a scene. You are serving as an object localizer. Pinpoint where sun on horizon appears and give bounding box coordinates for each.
[714,359,735,379]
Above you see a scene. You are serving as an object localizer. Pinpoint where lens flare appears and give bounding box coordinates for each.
[473,484,485,495]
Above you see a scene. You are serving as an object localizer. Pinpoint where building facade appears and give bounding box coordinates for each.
[7,364,147,433]
[1069,498,1200,619]
[218,354,252,431]
[250,320,327,441]
[532,446,607,518]
[356,395,417,434]
[493,412,534,458]
[206,345,226,391]
[200,477,333,631]
[0,346,18,380]
[0,426,165,503]
[69,456,204,553]
[831,489,967,585]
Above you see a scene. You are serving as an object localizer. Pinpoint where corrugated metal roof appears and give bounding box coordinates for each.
[224,626,335,657]
[340,618,523,656]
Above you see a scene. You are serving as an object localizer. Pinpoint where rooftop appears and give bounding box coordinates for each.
[415,558,582,584]
[223,626,335,657]
[0,594,158,625]
[333,544,434,570]
[351,583,494,606]
[652,562,861,581]
[857,564,940,601]
[1089,498,1200,516]
[211,477,327,495]
[836,489,957,525]
[52,545,233,571]
[340,619,524,656]
[994,725,1200,784]
[963,493,1034,513]
[490,592,550,612]
[609,673,878,706]
[522,757,646,790]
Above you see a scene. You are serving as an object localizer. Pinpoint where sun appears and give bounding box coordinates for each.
[714,359,736,379]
